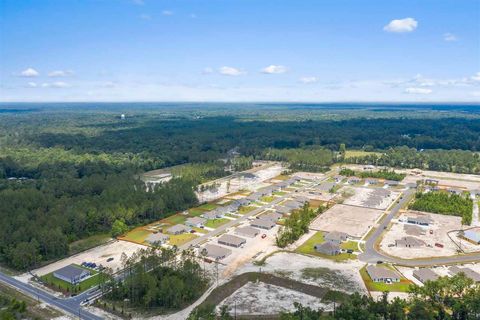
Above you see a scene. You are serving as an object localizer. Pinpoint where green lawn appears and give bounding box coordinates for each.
[204,218,230,229]
[192,227,208,234]
[163,214,187,225]
[41,265,103,294]
[198,203,218,211]
[273,191,287,196]
[360,266,412,292]
[225,213,239,218]
[260,196,275,203]
[168,233,198,246]
[340,241,359,252]
[296,232,356,262]
[188,208,205,216]
[122,229,150,243]
[238,206,256,214]
[345,150,382,159]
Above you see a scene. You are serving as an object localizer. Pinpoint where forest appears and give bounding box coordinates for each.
[409,191,473,225]
[1,104,480,270]
[339,168,406,181]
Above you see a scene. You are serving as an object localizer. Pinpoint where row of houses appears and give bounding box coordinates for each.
[413,266,480,284]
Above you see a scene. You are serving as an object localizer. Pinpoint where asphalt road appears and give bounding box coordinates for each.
[359,188,480,267]
[0,271,102,320]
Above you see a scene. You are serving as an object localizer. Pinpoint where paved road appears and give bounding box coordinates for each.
[181,177,326,250]
[0,271,102,320]
[359,188,480,267]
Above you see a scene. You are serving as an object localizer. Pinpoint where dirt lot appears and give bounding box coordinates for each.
[310,204,384,238]
[379,211,480,259]
[341,186,400,210]
[26,240,145,277]
[216,281,330,315]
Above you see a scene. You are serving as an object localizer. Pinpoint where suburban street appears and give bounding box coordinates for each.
[0,271,102,320]
[359,188,480,267]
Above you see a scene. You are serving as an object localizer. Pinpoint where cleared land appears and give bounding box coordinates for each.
[341,187,399,210]
[310,204,384,238]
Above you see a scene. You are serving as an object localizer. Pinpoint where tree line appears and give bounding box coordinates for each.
[339,168,406,181]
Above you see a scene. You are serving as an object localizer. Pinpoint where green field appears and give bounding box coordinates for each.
[122,229,150,243]
[204,218,231,229]
[163,214,187,225]
[168,233,198,246]
[360,266,412,292]
[260,196,275,203]
[41,265,103,294]
[345,150,382,159]
[296,232,356,262]
[340,241,359,252]
[188,208,205,216]
[238,206,257,214]
[198,203,218,211]
[273,191,287,196]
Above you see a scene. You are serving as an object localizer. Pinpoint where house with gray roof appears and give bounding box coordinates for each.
[283,200,303,209]
[449,266,480,282]
[145,233,170,245]
[413,269,440,284]
[395,236,426,248]
[295,196,309,203]
[53,265,91,284]
[347,176,361,184]
[251,218,276,230]
[365,178,378,185]
[262,212,283,222]
[201,209,224,220]
[314,242,341,256]
[401,213,433,226]
[366,265,400,283]
[235,226,260,238]
[324,231,348,245]
[166,224,191,235]
[185,217,207,228]
[202,244,232,260]
[384,180,399,187]
[218,234,246,248]
[333,175,345,183]
[462,229,480,244]
[425,179,439,185]
[276,206,291,215]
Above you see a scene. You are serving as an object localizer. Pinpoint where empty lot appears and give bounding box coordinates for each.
[341,187,399,210]
[309,204,384,238]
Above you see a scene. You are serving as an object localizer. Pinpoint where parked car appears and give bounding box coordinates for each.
[107,257,114,262]
[435,243,444,248]
[261,234,267,239]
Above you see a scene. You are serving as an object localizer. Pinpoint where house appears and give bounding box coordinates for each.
[53,265,91,285]
[145,233,170,245]
[185,217,207,228]
[283,200,303,209]
[333,175,345,183]
[314,242,341,256]
[166,224,191,235]
[447,188,463,195]
[366,265,401,283]
[235,226,260,238]
[276,206,291,215]
[365,178,378,185]
[364,165,375,170]
[218,234,246,248]
[384,180,399,187]
[324,231,348,245]
[201,209,224,220]
[246,192,262,202]
[413,269,440,284]
[295,196,309,203]
[401,213,433,226]
[424,179,439,185]
[449,266,480,282]
[405,183,417,189]
[236,199,251,207]
[347,176,361,184]
[251,218,276,230]
[262,212,283,222]
[202,244,232,260]
[395,236,426,248]
[462,229,480,244]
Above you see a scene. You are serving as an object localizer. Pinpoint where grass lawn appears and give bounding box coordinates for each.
[188,208,205,216]
[345,150,382,159]
[225,213,239,218]
[163,214,187,225]
[273,175,290,181]
[168,233,198,246]
[69,233,111,255]
[192,227,208,234]
[238,206,257,214]
[296,232,356,262]
[340,241,359,252]
[204,218,230,229]
[360,266,412,292]
[260,196,275,203]
[122,228,150,243]
[198,203,218,211]
[273,191,287,196]
[41,265,103,294]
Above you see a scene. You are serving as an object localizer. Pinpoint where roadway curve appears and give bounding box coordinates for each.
[359,188,480,267]
[0,271,102,320]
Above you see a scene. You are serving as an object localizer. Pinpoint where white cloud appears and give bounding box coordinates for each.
[443,33,457,42]
[404,87,432,94]
[219,66,245,76]
[139,13,151,20]
[261,65,287,74]
[162,10,173,16]
[202,67,214,74]
[471,72,480,82]
[20,68,39,77]
[299,77,318,84]
[48,70,74,77]
[41,81,71,88]
[384,18,418,33]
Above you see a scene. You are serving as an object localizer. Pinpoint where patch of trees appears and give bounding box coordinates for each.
[103,247,209,313]
[409,191,473,225]
[276,204,326,248]
[276,273,480,319]
[263,148,334,172]
[0,295,27,320]
[339,168,406,181]
[346,146,480,174]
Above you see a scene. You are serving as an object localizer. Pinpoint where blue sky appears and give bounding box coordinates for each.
[0,0,479,102]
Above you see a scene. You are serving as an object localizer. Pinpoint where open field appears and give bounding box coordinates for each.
[360,266,412,292]
[169,233,198,246]
[205,218,231,229]
[345,150,382,159]
[310,204,384,238]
